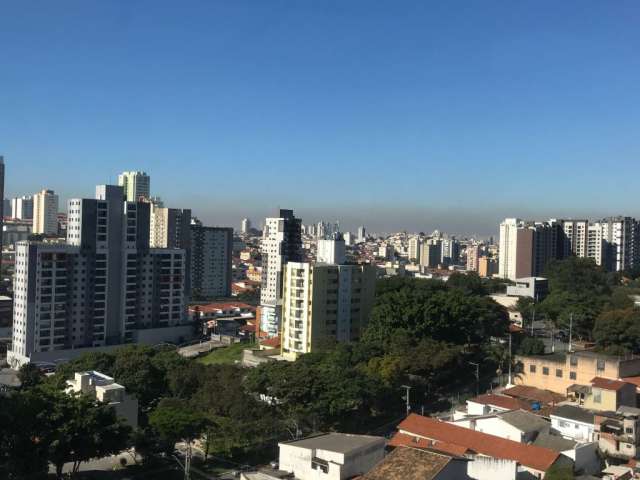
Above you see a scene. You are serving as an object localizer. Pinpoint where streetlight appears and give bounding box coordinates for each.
[401,385,412,417]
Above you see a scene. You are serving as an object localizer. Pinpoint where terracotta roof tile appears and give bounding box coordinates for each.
[591,376,631,391]
[502,385,565,405]
[388,433,469,456]
[397,414,560,472]
[468,394,531,411]
[365,447,458,480]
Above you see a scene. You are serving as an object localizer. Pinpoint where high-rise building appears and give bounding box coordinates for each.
[317,234,346,264]
[441,237,460,265]
[150,206,191,249]
[190,223,233,299]
[408,236,422,263]
[8,184,186,368]
[32,189,59,235]
[478,256,498,277]
[500,217,639,276]
[420,238,442,269]
[466,244,480,272]
[343,232,353,246]
[357,226,366,243]
[117,171,150,202]
[241,218,251,234]
[280,258,376,361]
[11,195,33,220]
[260,209,302,336]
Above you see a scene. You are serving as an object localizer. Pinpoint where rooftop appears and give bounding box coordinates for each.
[364,447,461,480]
[468,393,531,411]
[590,376,631,391]
[550,405,595,424]
[397,414,561,472]
[279,433,384,455]
[498,410,551,433]
[502,385,565,405]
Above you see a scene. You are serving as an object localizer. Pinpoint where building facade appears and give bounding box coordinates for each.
[260,209,302,336]
[32,189,59,235]
[408,236,421,263]
[8,184,186,367]
[280,259,376,360]
[117,171,150,202]
[190,224,233,299]
[11,195,33,220]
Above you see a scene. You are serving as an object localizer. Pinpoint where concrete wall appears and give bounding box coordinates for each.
[467,455,517,480]
[550,416,594,442]
[451,417,525,443]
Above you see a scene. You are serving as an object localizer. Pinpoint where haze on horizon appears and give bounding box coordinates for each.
[1,1,639,237]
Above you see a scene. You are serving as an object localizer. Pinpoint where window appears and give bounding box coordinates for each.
[597,359,606,371]
[570,371,577,380]
[626,427,633,434]
[593,390,602,404]
[570,356,578,367]
[542,367,549,376]
[556,369,563,378]
[529,364,536,374]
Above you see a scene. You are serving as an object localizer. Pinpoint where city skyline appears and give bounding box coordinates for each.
[2,1,640,235]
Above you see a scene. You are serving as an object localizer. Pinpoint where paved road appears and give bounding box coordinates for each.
[178,340,225,358]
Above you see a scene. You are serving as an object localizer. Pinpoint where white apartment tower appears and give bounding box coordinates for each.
[32,189,59,235]
[117,171,150,202]
[8,184,186,368]
[11,195,33,220]
[260,209,302,336]
[241,218,251,234]
[317,234,346,264]
[408,236,422,263]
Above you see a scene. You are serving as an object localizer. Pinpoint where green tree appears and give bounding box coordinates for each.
[17,363,44,390]
[593,308,640,354]
[149,398,209,476]
[47,391,131,478]
[544,465,574,480]
[111,345,166,411]
[517,337,546,355]
[447,271,485,295]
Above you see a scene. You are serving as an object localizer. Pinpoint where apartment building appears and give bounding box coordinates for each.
[32,189,59,235]
[11,195,33,220]
[190,223,233,299]
[260,209,302,336]
[516,351,640,395]
[117,170,150,202]
[466,244,480,272]
[408,236,421,263]
[420,239,442,269]
[280,260,375,360]
[8,184,186,367]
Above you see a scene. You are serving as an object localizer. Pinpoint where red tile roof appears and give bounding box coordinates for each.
[502,385,565,405]
[621,376,640,389]
[468,394,531,411]
[591,376,631,391]
[397,414,561,472]
[388,433,469,457]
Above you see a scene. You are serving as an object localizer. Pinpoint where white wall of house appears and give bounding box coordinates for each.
[278,441,384,480]
[466,401,510,416]
[467,455,518,480]
[451,417,525,442]
[550,416,594,442]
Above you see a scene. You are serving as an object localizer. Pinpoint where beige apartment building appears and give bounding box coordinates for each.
[280,261,376,361]
[516,351,640,395]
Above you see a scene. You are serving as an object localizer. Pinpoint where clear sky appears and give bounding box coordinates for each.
[1,1,639,236]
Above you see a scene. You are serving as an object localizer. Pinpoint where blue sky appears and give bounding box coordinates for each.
[1,1,639,236]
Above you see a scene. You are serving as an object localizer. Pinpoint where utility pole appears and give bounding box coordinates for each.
[401,385,412,417]
[568,313,573,353]
[508,333,513,386]
[468,362,480,396]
